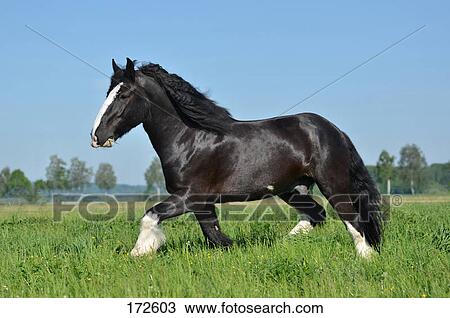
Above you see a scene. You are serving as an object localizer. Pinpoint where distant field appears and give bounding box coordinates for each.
[400,195,450,203]
[0,197,449,297]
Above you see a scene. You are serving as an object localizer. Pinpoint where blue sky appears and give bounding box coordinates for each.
[0,1,449,185]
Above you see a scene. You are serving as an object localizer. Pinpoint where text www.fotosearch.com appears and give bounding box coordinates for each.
[184,301,324,314]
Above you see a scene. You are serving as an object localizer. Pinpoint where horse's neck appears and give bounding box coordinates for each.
[143,105,195,163]
[140,77,194,162]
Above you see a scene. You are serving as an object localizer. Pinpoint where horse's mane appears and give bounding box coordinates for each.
[139,63,234,133]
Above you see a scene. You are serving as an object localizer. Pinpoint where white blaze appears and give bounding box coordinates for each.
[92,82,123,137]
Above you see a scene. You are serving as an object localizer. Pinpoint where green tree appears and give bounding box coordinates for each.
[421,162,450,194]
[68,157,93,192]
[0,167,11,197]
[7,169,32,199]
[398,144,427,194]
[427,162,450,190]
[28,179,49,203]
[144,157,165,194]
[46,155,68,191]
[34,179,48,193]
[376,150,395,194]
[95,163,117,192]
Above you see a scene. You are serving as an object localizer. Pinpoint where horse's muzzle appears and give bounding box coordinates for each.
[91,135,114,148]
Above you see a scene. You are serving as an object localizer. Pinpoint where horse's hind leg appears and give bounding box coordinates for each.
[279,184,326,235]
[193,204,233,247]
[316,177,375,258]
[327,192,374,258]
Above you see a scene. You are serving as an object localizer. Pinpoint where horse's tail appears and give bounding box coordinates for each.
[343,133,385,250]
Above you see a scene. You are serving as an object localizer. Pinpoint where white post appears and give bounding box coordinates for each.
[387,178,391,195]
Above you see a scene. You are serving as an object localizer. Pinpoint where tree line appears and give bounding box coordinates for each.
[0,155,117,202]
[0,155,166,202]
[369,144,449,194]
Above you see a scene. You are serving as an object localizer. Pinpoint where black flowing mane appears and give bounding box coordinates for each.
[139,63,234,133]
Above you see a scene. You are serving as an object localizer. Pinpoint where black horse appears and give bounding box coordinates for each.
[91,58,383,258]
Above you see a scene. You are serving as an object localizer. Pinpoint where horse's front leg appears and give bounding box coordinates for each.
[193,204,233,247]
[130,194,187,257]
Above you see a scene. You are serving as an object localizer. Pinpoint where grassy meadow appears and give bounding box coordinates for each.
[0,196,449,297]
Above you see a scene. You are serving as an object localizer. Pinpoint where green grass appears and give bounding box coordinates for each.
[0,201,449,297]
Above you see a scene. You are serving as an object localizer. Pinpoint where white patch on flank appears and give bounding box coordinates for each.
[92,82,123,137]
[344,221,374,258]
[130,213,166,257]
[289,220,314,235]
[266,185,274,191]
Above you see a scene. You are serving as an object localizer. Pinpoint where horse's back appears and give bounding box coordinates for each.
[178,112,347,195]
[203,113,341,194]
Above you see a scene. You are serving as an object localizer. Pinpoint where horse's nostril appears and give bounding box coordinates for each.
[91,135,99,148]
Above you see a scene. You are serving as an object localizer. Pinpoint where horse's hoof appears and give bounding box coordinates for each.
[289,220,314,235]
[356,245,375,259]
[130,246,155,257]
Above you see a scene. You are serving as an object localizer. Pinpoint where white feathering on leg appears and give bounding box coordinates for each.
[289,220,314,235]
[130,213,166,257]
[289,185,314,235]
[344,221,374,258]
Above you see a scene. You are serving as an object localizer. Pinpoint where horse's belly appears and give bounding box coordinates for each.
[217,156,304,196]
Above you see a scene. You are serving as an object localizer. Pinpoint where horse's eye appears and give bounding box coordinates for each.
[119,93,129,100]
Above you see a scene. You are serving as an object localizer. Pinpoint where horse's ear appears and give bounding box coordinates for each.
[124,57,135,81]
[112,59,121,73]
